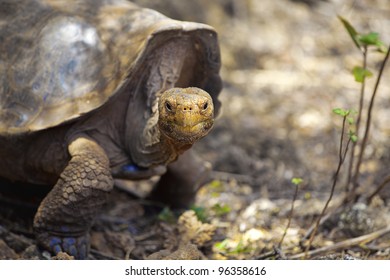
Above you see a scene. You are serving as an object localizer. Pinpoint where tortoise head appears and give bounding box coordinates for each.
[158,87,214,145]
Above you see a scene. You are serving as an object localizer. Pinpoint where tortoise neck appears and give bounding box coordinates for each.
[159,133,193,154]
[160,133,193,157]
[130,130,193,168]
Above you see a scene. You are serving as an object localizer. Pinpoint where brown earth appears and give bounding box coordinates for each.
[1,0,390,259]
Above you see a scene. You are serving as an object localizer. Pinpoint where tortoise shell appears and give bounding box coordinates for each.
[0,0,221,134]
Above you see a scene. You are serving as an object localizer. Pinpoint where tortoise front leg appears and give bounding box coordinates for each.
[148,150,211,209]
[33,137,113,259]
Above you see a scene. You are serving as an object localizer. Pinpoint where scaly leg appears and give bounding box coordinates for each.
[33,137,113,259]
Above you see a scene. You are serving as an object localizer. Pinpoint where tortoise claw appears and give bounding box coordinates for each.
[37,232,89,259]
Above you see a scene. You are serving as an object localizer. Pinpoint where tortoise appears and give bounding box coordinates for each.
[0,0,221,259]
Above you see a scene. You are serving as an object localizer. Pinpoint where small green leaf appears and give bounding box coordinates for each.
[376,43,388,54]
[291,177,303,185]
[352,66,372,83]
[347,117,354,125]
[212,203,231,216]
[358,32,380,46]
[214,239,229,250]
[357,32,387,53]
[304,192,311,200]
[230,240,253,254]
[338,16,361,50]
[333,108,343,116]
[209,180,222,189]
[349,130,358,142]
[190,205,208,222]
[333,108,350,117]
[208,180,224,193]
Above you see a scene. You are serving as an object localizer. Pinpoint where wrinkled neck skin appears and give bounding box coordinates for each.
[158,133,193,159]
[107,81,193,173]
[65,83,194,181]
[123,86,191,169]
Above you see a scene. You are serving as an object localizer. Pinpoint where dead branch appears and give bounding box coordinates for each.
[290,225,390,259]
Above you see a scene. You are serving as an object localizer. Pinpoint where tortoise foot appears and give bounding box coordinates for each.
[37,232,89,259]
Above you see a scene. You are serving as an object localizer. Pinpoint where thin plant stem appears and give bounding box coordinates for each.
[351,44,390,193]
[339,115,347,162]
[367,175,390,204]
[305,117,351,257]
[346,46,367,192]
[278,182,299,248]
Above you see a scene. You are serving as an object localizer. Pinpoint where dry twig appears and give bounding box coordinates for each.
[290,225,390,259]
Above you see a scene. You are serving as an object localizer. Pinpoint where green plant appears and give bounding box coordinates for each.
[278,177,303,248]
[303,17,389,257]
[190,205,208,223]
[214,238,253,255]
[212,203,232,217]
[338,16,389,194]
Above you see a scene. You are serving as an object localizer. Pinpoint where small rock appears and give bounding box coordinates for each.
[147,243,206,260]
[0,239,18,259]
[243,228,265,242]
[52,252,74,260]
[20,245,41,260]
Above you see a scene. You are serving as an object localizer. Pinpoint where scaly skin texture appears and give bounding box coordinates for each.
[33,138,113,259]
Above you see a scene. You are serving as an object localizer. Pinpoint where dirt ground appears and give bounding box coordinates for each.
[1,0,390,260]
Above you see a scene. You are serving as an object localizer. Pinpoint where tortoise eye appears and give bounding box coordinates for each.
[203,102,208,110]
[165,102,172,111]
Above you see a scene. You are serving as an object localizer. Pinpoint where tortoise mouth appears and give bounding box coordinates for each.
[159,118,214,144]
